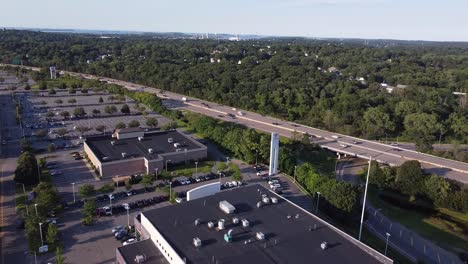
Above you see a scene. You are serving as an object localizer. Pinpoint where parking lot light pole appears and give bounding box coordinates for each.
[358,157,372,241]
[39,222,44,246]
[195,161,198,175]
[109,194,113,214]
[165,159,171,173]
[34,203,38,216]
[315,192,321,213]
[71,182,76,203]
[385,233,391,256]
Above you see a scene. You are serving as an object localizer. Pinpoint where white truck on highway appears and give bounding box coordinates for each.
[237,111,244,116]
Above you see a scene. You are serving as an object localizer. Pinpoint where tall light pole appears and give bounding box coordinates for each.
[358,157,372,241]
[165,159,171,173]
[384,232,391,256]
[109,194,113,214]
[154,168,159,180]
[71,182,76,203]
[39,222,44,246]
[195,161,198,175]
[315,192,321,213]
[255,149,258,165]
[34,203,38,216]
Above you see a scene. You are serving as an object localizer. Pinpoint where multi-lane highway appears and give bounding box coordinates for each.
[4,64,468,183]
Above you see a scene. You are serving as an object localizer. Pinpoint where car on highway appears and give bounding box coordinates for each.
[272,122,280,125]
[339,144,348,148]
[331,135,340,139]
[390,142,399,146]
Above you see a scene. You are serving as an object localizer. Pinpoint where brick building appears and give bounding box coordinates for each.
[84,128,207,178]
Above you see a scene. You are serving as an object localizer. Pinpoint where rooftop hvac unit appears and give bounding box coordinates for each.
[173,142,181,148]
[138,136,144,141]
[321,242,328,250]
[218,219,225,230]
[256,232,265,241]
[241,219,249,228]
[102,156,109,161]
[207,221,214,228]
[232,217,239,224]
[194,218,201,226]
[193,237,202,247]
[271,197,278,204]
[135,254,147,263]
[148,148,154,154]
[262,196,270,204]
[256,201,262,208]
[121,152,127,158]
[110,141,116,146]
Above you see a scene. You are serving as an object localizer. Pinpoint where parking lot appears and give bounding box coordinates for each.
[17,90,170,147]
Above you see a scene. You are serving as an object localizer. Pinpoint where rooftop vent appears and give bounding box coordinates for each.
[194,218,201,226]
[193,237,202,247]
[218,219,225,230]
[262,196,270,204]
[138,136,144,141]
[148,148,154,154]
[121,152,127,158]
[256,201,262,208]
[271,197,278,204]
[241,219,249,228]
[135,254,147,263]
[207,221,214,228]
[110,141,116,146]
[256,232,265,241]
[321,242,328,250]
[174,142,181,148]
[232,217,239,225]
[102,156,109,161]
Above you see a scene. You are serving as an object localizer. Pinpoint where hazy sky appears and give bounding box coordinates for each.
[1,0,467,41]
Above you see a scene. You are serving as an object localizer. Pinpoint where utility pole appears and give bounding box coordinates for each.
[358,156,372,241]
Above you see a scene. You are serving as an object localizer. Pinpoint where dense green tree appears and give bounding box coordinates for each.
[73,107,86,117]
[115,122,126,129]
[120,104,130,114]
[396,160,425,198]
[362,107,394,139]
[404,113,439,151]
[33,182,61,216]
[14,151,39,185]
[79,184,95,197]
[46,223,59,245]
[128,120,140,128]
[145,117,158,127]
[424,174,450,207]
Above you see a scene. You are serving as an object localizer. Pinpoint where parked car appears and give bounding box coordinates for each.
[123,238,137,246]
[112,226,124,234]
[122,203,130,210]
[115,230,128,240]
[126,190,136,196]
[103,206,112,216]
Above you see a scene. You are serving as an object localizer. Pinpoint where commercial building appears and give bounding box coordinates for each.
[84,129,207,178]
[117,184,392,264]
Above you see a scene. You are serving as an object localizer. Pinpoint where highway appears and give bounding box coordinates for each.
[4,64,468,184]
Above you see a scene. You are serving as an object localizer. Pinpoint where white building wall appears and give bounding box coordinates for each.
[140,213,185,264]
[186,182,221,201]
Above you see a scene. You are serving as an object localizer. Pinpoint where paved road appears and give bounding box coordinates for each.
[0,91,32,264]
[3,64,468,183]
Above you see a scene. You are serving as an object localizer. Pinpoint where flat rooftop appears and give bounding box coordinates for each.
[143,184,387,264]
[118,239,168,264]
[85,130,204,162]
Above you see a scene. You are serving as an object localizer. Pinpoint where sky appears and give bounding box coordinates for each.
[1,0,467,41]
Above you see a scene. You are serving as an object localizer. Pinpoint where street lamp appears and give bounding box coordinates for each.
[154,168,159,180]
[195,161,198,175]
[165,159,171,173]
[34,203,38,216]
[358,157,372,241]
[255,149,258,165]
[25,251,37,264]
[384,232,391,256]
[39,222,44,246]
[315,192,321,213]
[109,194,113,214]
[71,182,76,203]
